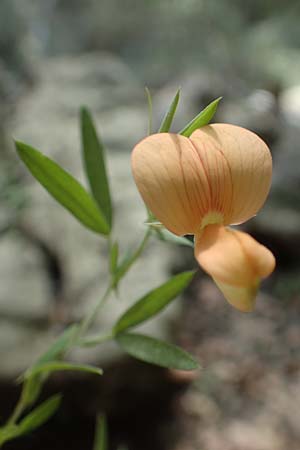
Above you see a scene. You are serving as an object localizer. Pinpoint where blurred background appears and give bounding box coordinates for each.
[0,1,300,449]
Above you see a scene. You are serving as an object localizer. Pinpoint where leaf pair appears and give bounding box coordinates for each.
[0,396,61,447]
[146,89,221,245]
[1,325,104,446]
[12,325,102,434]
[22,324,103,383]
[153,87,222,135]
[16,108,112,236]
[113,270,199,371]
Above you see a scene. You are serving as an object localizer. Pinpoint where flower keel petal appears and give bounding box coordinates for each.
[195,225,275,311]
[213,279,259,312]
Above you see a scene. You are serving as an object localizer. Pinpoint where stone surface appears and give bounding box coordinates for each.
[0,53,185,376]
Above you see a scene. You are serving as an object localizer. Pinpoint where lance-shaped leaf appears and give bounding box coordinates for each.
[114,271,195,334]
[24,361,103,379]
[19,325,79,409]
[116,333,199,370]
[158,88,180,132]
[93,415,108,450]
[0,425,20,447]
[179,97,222,137]
[112,230,151,288]
[145,87,153,135]
[36,324,79,366]
[16,142,109,235]
[19,375,44,410]
[0,396,62,446]
[18,395,62,435]
[80,108,112,229]
[111,251,133,288]
[156,228,194,248]
[109,241,119,275]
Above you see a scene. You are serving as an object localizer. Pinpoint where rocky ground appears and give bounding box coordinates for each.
[0,52,181,376]
[1,47,300,449]
[173,275,300,450]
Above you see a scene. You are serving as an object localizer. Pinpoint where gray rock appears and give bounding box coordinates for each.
[1,53,184,376]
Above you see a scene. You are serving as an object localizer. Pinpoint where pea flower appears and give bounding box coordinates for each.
[131,124,275,312]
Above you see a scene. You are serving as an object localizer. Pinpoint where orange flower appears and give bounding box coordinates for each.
[131,124,275,312]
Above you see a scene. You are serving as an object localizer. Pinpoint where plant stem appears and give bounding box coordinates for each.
[77,331,114,347]
[5,227,151,429]
[6,398,25,426]
[78,284,112,338]
[124,227,151,272]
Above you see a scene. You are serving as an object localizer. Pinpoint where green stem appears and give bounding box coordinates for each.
[78,228,151,337]
[6,398,25,426]
[124,227,151,272]
[5,227,151,429]
[77,331,114,347]
[78,284,112,338]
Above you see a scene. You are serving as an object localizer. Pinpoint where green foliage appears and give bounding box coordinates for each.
[111,251,135,288]
[0,396,61,447]
[15,142,109,235]
[114,271,195,333]
[109,241,119,275]
[145,87,153,135]
[93,415,108,450]
[0,425,20,447]
[158,88,180,132]
[116,332,199,370]
[24,362,103,379]
[155,228,194,248]
[10,92,208,445]
[17,395,61,435]
[80,107,113,229]
[111,229,151,288]
[12,325,79,419]
[179,97,222,137]
[36,325,79,365]
[19,375,45,411]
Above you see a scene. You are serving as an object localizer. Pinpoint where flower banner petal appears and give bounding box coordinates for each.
[131,133,212,235]
[190,124,272,225]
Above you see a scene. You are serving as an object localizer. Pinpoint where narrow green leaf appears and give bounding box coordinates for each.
[78,332,114,348]
[116,333,199,370]
[114,271,195,334]
[19,325,79,409]
[0,396,62,446]
[145,87,153,135]
[24,362,103,379]
[0,425,21,446]
[18,395,61,435]
[156,228,194,248]
[80,108,112,229]
[158,88,180,132]
[112,252,132,288]
[93,414,108,450]
[179,97,222,137]
[109,241,119,275]
[112,230,151,288]
[144,219,163,229]
[36,324,79,365]
[15,142,109,235]
[20,375,44,409]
